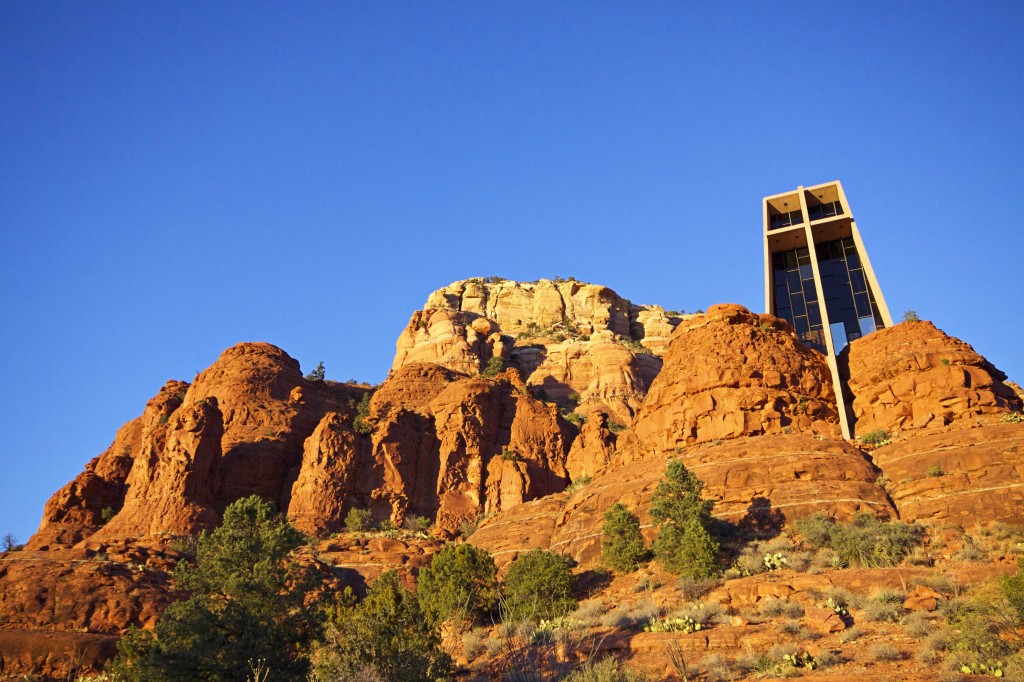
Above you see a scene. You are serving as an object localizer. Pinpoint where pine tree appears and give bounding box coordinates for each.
[601,503,650,573]
[649,459,720,579]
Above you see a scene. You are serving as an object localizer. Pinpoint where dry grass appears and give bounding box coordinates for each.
[838,624,867,643]
[572,600,607,624]
[868,643,904,662]
[670,600,727,626]
[902,610,932,638]
[599,600,658,629]
[758,597,804,619]
[864,588,908,622]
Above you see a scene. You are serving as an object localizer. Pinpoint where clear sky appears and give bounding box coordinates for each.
[2,2,1022,543]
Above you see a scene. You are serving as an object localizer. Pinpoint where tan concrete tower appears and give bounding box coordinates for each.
[762,180,892,439]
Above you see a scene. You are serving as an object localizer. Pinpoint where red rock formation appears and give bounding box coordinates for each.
[519,340,659,424]
[27,381,187,550]
[871,422,1024,524]
[29,343,363,547]
[392,279,686,424]
[92,397,225,541]
[429,374,572,534]
[287,412,368,537]
[565,413,618,480]
[846,320,1021,434]
[0,543,180,679]
[618,304,841,456]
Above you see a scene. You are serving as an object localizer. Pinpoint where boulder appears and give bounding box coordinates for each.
[846,320,1021,435]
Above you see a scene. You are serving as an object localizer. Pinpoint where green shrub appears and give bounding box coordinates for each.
[1004,556,1024,607]
[417,543,499,625]
[903,309,921,322]
[794,512,923,568]
[567,475,592,493]
[311,570,452,681]
[1004,412,1024,423]
[345,507,375,533]
[859,429,891,446]
[110,496,320,681]
[100,507,115,524]
[353,393,373,435]
[481,356,506,378]
[601,503,651,573]
[502,549,577,621]
[649,460,720,579]
[562,411,585,427]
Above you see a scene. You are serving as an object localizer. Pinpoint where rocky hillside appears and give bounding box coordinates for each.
[2,278,1023,680]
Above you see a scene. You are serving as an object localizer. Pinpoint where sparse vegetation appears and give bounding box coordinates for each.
[903,309,921,322]
[305,361,326,382]
[403,515,431,533]
[794,512,924,568]
[567,475,592,493]
[562,411,585,427]
[869,642,904,661]
[561,657,650,682]
[859,429,892,446]
[482,355,507,378]
[601,503,651,573]
[1004,412,1024,423]
[353,393,373,435]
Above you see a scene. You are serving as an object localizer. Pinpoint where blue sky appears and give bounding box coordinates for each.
[2,2,1022,543]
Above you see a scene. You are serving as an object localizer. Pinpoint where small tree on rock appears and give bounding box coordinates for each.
[650,460,720,579]
[481,356,506,378]
[601,503,650,573]
[306,361,326,382]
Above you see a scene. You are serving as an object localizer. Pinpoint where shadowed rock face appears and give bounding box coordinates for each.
[845,320,1021,435]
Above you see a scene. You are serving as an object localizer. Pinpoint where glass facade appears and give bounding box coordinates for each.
[815,236,884,351]
[771,236,884,354]
[806,200,844,221]
[771,246,826,352]
[768,209,803,230]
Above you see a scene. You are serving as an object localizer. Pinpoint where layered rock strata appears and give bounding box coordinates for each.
[871,422,1024,524]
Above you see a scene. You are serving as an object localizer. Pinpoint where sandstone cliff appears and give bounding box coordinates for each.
[392,278,688,422]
